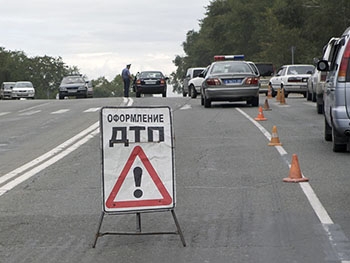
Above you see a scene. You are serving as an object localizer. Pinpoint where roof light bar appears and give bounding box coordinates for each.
[214,55,245,61]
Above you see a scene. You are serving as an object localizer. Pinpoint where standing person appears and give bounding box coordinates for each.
[122,64,132,97]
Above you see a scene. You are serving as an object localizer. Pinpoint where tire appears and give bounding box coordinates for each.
[324,118,332,141]
[162,90,167,97]
[204,94,211,108]
[332,129,347,152]
[182,89,187,97]
[312,92,316,102]
[306,90,312,101]
[201,93,204,105]
[136,91,141,98]
[190,85,197,98]
[249,96,259,107]
[59,93,64,100]
[317,102,323,114]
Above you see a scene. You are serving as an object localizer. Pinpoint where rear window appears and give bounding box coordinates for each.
[62,76,85,84]
[255,63,274,76]
[211,62,252,74]
[287,66,314,75]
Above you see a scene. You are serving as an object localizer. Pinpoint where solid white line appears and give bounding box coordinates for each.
[0,121,99,185]
[51,109,70,114]
[236,107,334,224]
[19,110,41,116]
[0,112,11,116]
[0,128,99,196]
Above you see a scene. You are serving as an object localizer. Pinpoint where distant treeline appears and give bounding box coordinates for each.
[170,0,350,91]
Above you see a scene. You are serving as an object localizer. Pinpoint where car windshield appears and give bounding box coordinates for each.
[62,76,85,84]
[140,72,163,79]
[211,62,253,74]
[287,66,314,75]
[15,82,33,87]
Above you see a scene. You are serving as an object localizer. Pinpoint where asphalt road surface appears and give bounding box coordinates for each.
[1,94,350,263]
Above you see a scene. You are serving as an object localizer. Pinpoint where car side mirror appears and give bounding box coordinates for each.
[317,60,329,71]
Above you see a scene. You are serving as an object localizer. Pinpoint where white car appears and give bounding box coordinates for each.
[12,81,35,99]
[187,66,209,98]
[182,67,206,97]
[270,64,314,97]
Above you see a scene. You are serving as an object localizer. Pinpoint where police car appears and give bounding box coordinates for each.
[200,55,260,108]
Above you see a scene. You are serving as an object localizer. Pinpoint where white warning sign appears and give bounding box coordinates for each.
[100,106,175,213]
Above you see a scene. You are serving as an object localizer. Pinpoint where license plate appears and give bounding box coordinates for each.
[223,79,242,84]
[145,80,156,85]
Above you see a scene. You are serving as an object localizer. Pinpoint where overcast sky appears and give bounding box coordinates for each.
[0,0,209,80]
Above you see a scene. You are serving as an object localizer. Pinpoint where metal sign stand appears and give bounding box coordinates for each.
[92,209,186,248]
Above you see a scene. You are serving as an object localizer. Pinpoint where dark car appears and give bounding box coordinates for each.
[58,75,93,99]
[134,71,168,97]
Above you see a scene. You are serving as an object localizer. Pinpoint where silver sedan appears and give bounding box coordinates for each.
[201,59,260,108]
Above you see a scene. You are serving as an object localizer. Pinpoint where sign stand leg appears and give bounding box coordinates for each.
[92,212,105,248]
[92,209,186,248]
[171,209,186,247]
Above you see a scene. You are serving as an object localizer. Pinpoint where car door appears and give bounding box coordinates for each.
[324,39,344,123]
[271,67,285,90]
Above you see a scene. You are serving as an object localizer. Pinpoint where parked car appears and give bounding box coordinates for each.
[306,65,318,102]
[182,67,206,97]
[59,75,93,99]
[269,64,314,97]
[187,66,209,98]
[11,81,35,99]
[310,37,339,114]
[255,63,275,95]
[0,82,16,99]
[134,71,168,97]
[200,55,260,108]
[317,27,350,152]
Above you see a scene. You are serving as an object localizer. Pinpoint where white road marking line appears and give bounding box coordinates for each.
[236,107,350,262]
[51,109,70,114]
[0,124,99,196]
[84,107,101,112]
[0,112,10,116]
[0,122,99,186]
[19,110,41,116]
[180,104,192,110]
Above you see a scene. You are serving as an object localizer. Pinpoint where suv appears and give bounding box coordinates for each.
[59,75,93,99]
[0,82,16,99]
[255,63,274,95]
[317,27,350,152]
[182,67,206,97]
[12,81,35,99]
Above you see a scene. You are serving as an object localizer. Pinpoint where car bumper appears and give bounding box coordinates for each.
[283,84,308,93]
[204,87,259,100]
[137,85,166,94]
[11,92,35,98]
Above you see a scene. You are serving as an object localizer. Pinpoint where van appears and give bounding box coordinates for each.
[0,82,16,99]
[317,27,350,151]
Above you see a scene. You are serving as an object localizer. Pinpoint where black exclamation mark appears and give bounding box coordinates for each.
[133,167,143,198]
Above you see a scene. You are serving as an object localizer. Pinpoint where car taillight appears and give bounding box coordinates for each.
[160,79,166,84]
[338,40,350,82]
[206,78,221,85]
[244,77,259,85]
[136,79,141,85]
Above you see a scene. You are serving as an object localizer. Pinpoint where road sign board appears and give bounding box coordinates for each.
[100,106,175,213]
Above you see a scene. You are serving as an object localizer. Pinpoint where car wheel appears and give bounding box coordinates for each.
[59,93,64,100]
[190,85,197,99]
[136,91,141,98]
[332,129,347,152]
[201,92,204,106]
[182,90,187,97]
[303,92,307,98]
[324,118,332,141]
[204,94,211,108]
[312,92,316,102]
[248,96,259,107]
[162,90,167,97]
[306,90,312,101]
[317,102,323,114]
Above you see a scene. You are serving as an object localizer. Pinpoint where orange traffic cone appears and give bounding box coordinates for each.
[263,98,271,111]
[276,88,281,102]
[267,84,272,98]
[268,125,282,146]
[254,106,267,121]
[280,88,286,105]
[283,154,309,183]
